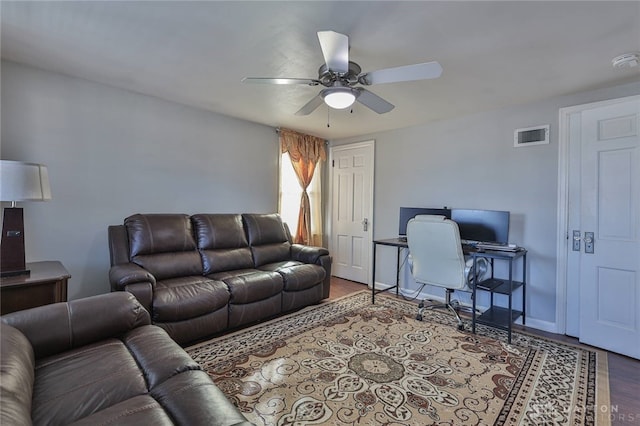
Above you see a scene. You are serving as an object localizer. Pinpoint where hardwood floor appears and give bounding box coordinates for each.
[328,276,640,425]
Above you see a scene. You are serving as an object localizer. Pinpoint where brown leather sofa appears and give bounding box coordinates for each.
[108,213,331,345]
[0,292,253,426]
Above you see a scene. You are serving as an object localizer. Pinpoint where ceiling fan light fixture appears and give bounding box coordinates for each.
[322,87,357,109]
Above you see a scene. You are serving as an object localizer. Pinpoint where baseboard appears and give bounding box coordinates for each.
[517,317,558,334]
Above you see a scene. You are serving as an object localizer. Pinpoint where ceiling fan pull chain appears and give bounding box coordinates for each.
[327,107,331,128]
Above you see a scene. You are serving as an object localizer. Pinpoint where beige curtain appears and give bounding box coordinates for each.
[279,128,326,246]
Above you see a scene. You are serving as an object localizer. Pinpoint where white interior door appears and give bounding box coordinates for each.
[330,141,374,284]
[577,98,640,359]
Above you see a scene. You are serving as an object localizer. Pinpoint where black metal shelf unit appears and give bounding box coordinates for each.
[471,249,527,343]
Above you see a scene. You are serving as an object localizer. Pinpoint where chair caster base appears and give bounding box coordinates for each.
[457,324,465,331]
[416,314,423,321]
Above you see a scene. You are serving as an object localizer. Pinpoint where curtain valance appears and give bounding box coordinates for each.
[279,128,326,163]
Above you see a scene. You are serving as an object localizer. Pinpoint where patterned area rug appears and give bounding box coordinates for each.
[187,291,610,425]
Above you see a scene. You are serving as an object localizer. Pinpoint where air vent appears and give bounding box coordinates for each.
[514,125,549,147]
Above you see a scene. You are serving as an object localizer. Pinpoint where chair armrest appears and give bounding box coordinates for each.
[290,244,330,264]
[1,292,151,360]
[109,263,156,291]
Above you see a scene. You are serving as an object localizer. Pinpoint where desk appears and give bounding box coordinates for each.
[371,238,408,304]
[0,261,71,315]
[372,238,527,343]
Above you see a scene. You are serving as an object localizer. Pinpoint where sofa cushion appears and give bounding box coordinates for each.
[199,247,255,275]
[250,242,291,267]
[126,214,203,280]
[153,277,229,322]
[1,292,151,360]
[192,214,255,274]
[258,260,304,271]
[242,213,289,246]
[69,395,175,426]
[0,324,35,426]
[30,322,227,426]
[121,326,201,389]
[207,268,262,281]
[242,213,292,266]
[223,272,283,304]
[150,370,254,426]
[125,214,196,257]
[32,338,149,425]
[192,214,248,249]
[133,251,203,281]
[260,262,326,292]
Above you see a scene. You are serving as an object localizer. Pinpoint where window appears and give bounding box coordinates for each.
[279,152,323,246]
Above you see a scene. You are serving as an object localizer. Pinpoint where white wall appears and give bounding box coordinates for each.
[1,61,279,299]
[331,80,640,330]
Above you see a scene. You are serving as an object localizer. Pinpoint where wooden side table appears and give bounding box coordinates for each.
[0,261,71,315]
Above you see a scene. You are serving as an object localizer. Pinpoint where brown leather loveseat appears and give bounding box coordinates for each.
[108,213,331,345]
[0,292,253,426]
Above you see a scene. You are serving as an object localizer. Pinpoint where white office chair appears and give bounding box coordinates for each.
[407,215,489,330]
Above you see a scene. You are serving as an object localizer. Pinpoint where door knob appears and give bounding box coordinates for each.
[572,230,581,251]
[362,218,368,231]
[584,232,594,254]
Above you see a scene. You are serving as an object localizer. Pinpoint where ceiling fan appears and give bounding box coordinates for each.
[242,30,443,116]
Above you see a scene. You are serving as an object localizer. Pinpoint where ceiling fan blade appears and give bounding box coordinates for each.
[242,77,319,86]
[295,94,325,116]
[360,61,443,85]
[317,31,349,74]
[355,88,395,114]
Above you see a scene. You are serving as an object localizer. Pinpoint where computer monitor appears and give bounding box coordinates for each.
[451,209,510,244]
[398,207,451,236]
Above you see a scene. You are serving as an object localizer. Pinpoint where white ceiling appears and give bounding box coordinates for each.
[1,1,639,139]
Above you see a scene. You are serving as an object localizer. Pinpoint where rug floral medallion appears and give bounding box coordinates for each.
[187,291,610,426]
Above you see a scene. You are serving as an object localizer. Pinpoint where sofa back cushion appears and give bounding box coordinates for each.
[1,292,151,360]
[0,323,35,426]
[125,214,202,279]
[242,213,291,266]
[191,214,254,274]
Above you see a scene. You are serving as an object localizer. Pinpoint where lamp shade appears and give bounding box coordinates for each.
[0,160,51,202]
[322,87,357,110]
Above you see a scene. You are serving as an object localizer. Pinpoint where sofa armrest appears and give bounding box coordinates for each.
[290,244,330,264]
[0,292,151,360]
[123,282,153,314]
[109,263,156,291]
[0,323,35,426]
[317,254,332,299]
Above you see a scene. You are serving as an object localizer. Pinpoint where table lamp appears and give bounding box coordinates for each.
[0,160,52,277]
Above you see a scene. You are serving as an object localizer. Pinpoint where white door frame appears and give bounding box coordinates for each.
[328,140,375,285]
[555,94,640,334]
